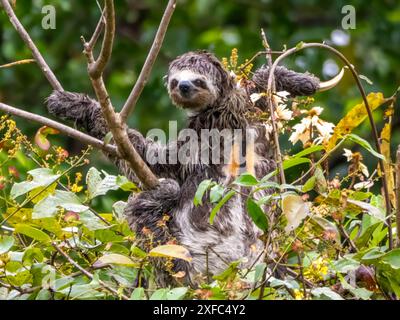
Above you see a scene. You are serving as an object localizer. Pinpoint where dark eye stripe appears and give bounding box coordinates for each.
[170,79,178,89]
[193,79,207,89]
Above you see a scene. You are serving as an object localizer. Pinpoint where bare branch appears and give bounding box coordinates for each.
[260,28,285,186]
[0,102,117,155]
[0,0,63,91]
[119,0,177,123]
[0,59,35,69]
[87,10,105,52]
[51,242,129,300]
[82,0,159,189]
[88,0,115,79]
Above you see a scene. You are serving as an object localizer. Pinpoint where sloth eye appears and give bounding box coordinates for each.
[193,79,207,89]
[170,79,178,89]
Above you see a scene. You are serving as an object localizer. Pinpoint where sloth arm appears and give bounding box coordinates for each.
[46,90,181,181]
[251,65,320,97]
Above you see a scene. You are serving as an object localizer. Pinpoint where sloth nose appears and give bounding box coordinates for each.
[178,81,192,94]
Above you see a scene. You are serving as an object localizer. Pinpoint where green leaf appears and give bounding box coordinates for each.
[112,201,127,221]
[233,173,259,186]
[246,198,268,232]
[93,253,138,267]
[86,167,120,200]
[32,190,88,219]
[0,235,14,254]
[79,210,109,231]
[295,41,305,49]
[293,145,324,158]
[254,263,267,282]
[283,157,311,170]
[346,133,385,161]
[150,288,168,300]
[10,168,60,199]
[314,166,328,194]
[209,184,224,203]
[14,224,51,243]
[209,190,236,224]
[167,287,188,300]
[381,249,400,269]
[116,176,138,192]
[302,176,316,193]
[311,287,344,300]
[213,261,240,281]
[193,179,213,206]
[130,287,145,300]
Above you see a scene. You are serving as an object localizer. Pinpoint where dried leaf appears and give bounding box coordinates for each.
[149,244,192,262]
[380,122,395,208]
[93,253,138,267]
[326,92,386,151]
[282,193,310,233]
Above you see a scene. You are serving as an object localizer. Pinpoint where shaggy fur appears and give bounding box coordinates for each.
[46,50,320,286]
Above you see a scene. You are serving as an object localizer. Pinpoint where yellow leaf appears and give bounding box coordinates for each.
[149,244,192,262]
[282,194,310,234]
[3,208,32,226]
[93,253,138,267]
[326,92,386,151]
[380,122,395,208]
[28,183,57,204]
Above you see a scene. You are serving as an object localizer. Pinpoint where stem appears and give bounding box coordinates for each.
[0,102,117,156]
[52,242,129,300]
[260,29,286,186]
[119,0,176,122]
[0,0,63,91]
[82,0,159,189]
[267,42,392,248]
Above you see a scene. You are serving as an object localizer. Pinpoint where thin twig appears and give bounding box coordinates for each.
[0,59,35,69]
[260,29,285,186]
[87,8,106,51]
[82,0,159,189]
[265,42,392,249]
[0,0,63,91]
[119,0,177,122]
[88,0,115,79]
[0,102,117,156]
[51,242,129,300]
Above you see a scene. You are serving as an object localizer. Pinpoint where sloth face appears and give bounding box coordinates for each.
[167,69,218,112]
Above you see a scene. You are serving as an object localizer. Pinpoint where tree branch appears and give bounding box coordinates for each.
[0,102,117,155]
[82,0,159,189]
[119,0,176,123]
[266,42,393,249]
[0,0,63,91]
[88,0,115,79]
[51,242,129,300]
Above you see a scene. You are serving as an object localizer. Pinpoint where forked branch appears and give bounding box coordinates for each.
[82,0,160,189]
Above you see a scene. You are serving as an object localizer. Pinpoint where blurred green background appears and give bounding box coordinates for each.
[1,0,399,177]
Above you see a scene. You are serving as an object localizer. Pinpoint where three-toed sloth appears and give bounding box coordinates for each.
[46,50,325,287]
